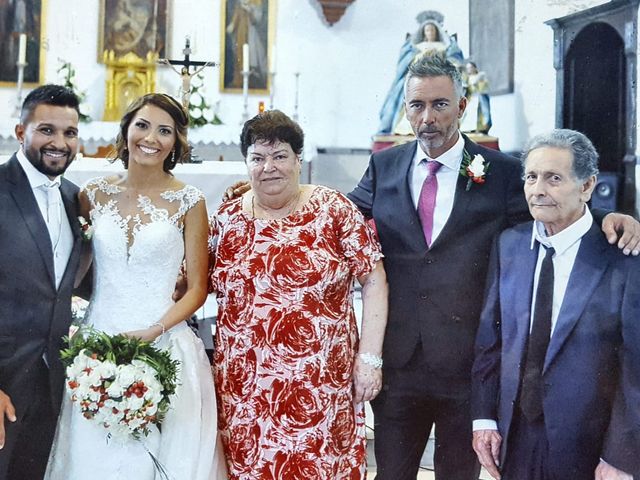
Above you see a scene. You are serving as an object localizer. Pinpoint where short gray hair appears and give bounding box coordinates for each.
[521,129,599,181]
[404,53,464,100]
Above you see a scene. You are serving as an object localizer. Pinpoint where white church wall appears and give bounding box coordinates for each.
[0,0,469,152]
[0,0,620,156]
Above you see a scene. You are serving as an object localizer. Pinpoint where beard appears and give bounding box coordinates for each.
[25,146,75,177]
[417,121,458,153]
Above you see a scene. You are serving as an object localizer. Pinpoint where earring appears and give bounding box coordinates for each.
[170,150,175,163]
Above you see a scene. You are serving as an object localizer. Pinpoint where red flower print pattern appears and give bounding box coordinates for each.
[210,186,381,479]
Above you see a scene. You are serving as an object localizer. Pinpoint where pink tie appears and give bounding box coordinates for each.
[418,160,442,247]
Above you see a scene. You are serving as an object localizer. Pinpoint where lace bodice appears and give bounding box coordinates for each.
[82,177,204,334]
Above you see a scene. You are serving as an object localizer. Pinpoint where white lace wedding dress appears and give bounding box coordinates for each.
[46,178,226,480]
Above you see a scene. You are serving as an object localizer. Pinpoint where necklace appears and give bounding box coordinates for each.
[252,189,302,220]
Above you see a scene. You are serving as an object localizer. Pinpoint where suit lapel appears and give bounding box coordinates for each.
[399,141,430,249]
[7,156,56,285]
[505,235,538,358]
[60,179,81,241]
[543,224,610,373]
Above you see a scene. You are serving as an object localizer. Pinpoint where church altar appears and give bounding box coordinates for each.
[0,155,249,212]
[61,121,247,162]
[65,156,248,211]
[0,119,246,161]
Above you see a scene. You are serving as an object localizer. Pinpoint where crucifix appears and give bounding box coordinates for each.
[158,37,218,109]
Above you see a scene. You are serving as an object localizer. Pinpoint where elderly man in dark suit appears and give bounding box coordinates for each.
[347,54,640,480]
[471,129,640,480]
[0,85,83,480]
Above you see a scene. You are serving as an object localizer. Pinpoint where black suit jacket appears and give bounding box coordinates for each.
[0,155,83,414]
[472,222,640,478]
[348,136,530,395]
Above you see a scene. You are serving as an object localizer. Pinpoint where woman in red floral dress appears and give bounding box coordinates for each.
[209,111,388,479]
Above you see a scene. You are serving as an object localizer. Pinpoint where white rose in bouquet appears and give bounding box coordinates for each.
[117,364,137,386]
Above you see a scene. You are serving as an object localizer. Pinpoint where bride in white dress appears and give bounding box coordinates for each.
[46,94,226,479]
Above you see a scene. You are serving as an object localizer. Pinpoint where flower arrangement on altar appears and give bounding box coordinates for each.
[60,328,180,441]
[188,72,222,128]
[57,60,92,122]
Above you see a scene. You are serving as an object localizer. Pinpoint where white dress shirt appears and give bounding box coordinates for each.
[410,132,465,244]
[473,206,593,432]
[16,149,73,288]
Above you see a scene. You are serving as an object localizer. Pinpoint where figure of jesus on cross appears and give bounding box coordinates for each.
[159,37,217,108]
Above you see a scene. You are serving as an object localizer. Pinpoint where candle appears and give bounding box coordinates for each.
[242,43,249,72]
[270,45,276,73]
[18,34,27,65]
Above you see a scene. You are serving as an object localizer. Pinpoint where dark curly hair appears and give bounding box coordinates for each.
[114,93,190,172]
[240,110,304,158]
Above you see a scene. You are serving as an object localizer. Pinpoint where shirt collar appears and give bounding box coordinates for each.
[413,131,465,171]
[530,205,593,255]
[16,149,61,189]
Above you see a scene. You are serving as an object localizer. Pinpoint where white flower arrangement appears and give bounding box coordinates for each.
[61,329,179,442]
[188,73,222,128]
[57,60,91,122]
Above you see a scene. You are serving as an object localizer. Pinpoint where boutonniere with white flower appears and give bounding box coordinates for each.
[78,216,93,241]
[460,150,490,191]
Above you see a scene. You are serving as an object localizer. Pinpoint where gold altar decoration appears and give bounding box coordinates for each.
[102,50,158,121]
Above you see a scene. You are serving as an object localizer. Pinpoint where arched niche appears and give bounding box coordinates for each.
[547,0,638,214]
[564,22,625,174]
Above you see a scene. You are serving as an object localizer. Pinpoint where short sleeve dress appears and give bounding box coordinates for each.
[210,186,382,479]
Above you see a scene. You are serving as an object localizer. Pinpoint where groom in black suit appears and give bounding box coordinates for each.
[348,54,640,479]
[0,85,83,480]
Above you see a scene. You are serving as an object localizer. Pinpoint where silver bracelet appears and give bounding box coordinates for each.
[358,352,383,369]
[154,322,166,335]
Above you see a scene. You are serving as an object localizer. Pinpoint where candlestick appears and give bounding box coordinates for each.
[270,45,276,73]
[293,72,300,122]
[241,70,250,124]
[269,71,276,110]
[242,43,249,73]
[13,34,28,118]
[18,34,26,65]
[268,45,276,110]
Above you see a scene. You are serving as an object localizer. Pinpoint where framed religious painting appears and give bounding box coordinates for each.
[0,0,46,86]
[98,0,170,62]
[220,0,277,93]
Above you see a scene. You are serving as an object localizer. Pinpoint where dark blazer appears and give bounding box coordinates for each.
[348,136,529,395]
[0,155,83,414]
[471,222,640,478]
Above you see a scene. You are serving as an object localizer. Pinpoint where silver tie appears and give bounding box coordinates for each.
[45,183,62,252]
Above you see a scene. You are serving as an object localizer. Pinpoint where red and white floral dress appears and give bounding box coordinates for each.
[209,186,382,480]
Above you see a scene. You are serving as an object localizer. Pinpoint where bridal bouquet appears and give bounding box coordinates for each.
[60,328,180,441]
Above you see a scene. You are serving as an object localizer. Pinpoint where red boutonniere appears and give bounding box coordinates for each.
[78,216,93,241]
[460,150,490,191]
